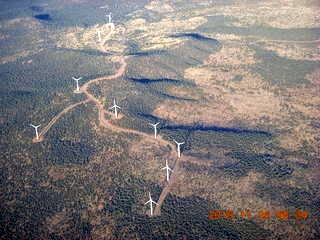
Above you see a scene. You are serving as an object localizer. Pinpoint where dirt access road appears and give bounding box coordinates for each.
[33,51,179,217]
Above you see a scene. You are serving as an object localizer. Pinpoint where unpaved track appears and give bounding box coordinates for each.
[81,58,179,215]
[34,100,90,142]
[154,155,181,216]
[33,46,178,215]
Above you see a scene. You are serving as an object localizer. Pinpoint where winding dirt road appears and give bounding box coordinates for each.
[33,51,179,216]
[81,57,180,216]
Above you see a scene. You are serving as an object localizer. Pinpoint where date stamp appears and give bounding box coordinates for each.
[208,209,309,221]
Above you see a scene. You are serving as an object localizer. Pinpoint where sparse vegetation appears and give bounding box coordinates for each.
[1,0,319,239]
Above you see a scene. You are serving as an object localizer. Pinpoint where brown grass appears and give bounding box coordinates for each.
[129,137,173,184]
[145,0,175,13]
[126,16,207,51]
[261,42,320,61]
[306,69,320,86]
[48,166,66,182]
[0,17,45,64]
[194,0,320,28]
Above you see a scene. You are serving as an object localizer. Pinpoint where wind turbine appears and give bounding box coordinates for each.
[72,77,82,92]
[149,122,160,139]
[106,12,112,24]
[162,160,173,182]
[144,192,158,216]
[30,124,41,140]
[173,139,185,158]
[109,99,121,118]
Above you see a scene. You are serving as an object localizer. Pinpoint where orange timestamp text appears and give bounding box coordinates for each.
[208,209,309,221]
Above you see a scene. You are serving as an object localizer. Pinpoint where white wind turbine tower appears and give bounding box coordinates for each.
[106,12,112,24]
[72,77,82,92]
[162,159,173,182]
[30,124,41,140]
[109,99,121,118]
[149,122,160,139]
[144,192,158,216]
[173,139,185,158]
[100,6,115,34]
[106,12,115,34]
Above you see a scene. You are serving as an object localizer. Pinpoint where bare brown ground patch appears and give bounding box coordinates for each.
[260,42,320,61]
[129,137,173,184]
[224,89,283,122]
[162,34,283,122]
[272,86,320,151]
[152,97,235,126]
[204,43,257,66]
[153,39,285,125]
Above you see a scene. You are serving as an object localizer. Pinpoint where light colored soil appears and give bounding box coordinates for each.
[126,16,207,51]
[259,41,320,61]
[145,0,175,13]
[195,0,320,28]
